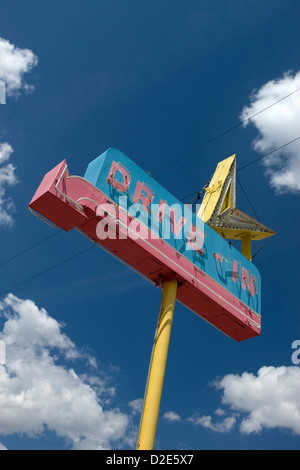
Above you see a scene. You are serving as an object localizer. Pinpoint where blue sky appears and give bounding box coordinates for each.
[0,0,300,450]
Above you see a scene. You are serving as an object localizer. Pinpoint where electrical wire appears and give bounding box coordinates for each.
[237,135,300,171]
[152,87,300,176]
[252,239,269,260]
[180,135,300,202]
[0,229,62,269]
[0,245,95,297]
[236,176,260,221]
[180,189,200,202]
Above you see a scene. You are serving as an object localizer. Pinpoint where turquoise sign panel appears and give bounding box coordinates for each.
[84,148,261,315]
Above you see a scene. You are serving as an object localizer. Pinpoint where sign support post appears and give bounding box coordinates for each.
[137,279,178,450]
[241,234,252,261]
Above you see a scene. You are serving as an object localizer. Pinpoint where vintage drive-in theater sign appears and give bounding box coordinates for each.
[29,147,262,341]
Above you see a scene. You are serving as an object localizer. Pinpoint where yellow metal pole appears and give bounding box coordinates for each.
[137,279,178,450]
[241,234,252,261]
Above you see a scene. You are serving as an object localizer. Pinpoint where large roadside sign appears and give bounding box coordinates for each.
[29,147,262,341]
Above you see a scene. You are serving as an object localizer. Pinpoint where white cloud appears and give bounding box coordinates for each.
[0,144,17,226]
[188,413,236,432]
[128,398,143,415]
[186,365,300,437]
[0,37,37,224]
[240,70,300,194]
[0,143,13,165]
[0,37,38,97]
[214,408,226,417]
[217,366,300,435]
[0,163,17,191]
[163,411,181,422]
[0,294,131,450]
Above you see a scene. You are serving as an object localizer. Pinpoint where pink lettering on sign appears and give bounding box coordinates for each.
[170,208,187,236]
[215,256,255,297]
[107,161,131,192]
[157,200,168,223]
[187,224,204,253]
[214,253,223,263]
[157,201,187,236]
[133,181,154,214]
[242,267,255,297]
[232,260,239,283]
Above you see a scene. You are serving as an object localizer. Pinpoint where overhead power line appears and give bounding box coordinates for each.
[0,245,95,297]
[236,175,260,221]
[153,86,300,177]
[237,135,300,171]
[0,230,61,269]
[180,135,300,202]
